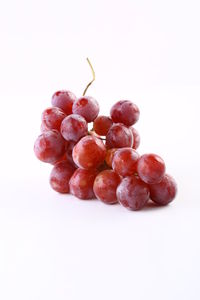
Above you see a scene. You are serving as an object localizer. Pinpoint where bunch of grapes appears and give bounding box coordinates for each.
[34,59,177,211]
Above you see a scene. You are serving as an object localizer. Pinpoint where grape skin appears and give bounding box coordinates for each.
[110,100,140,126]
[40,122,48,132]
[149,174,177,205]
[69,168,98,200]
[117,176,150,211]
[61,114,88,142]
[50,161,76,193]
[51,90,77,115]
[34,130,66,163]
[106,123,133,149]
[112,148,139,177]
[52,153,68,165]
[97,161,111,172]
[52,141,77,167]
[105,148,118,168]
[65,141,77,166]
[72,96,99,122]
[41,107,66,131]
[93,116,113,136]
[137,154,166,184]
[130,127,140,150]
[93,170,121,204]
[72,136,106,170]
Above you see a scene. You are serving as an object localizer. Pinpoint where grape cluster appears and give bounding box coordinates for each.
[34,89,177,211]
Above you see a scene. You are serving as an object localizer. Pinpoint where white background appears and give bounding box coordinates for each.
[0,0,200,299]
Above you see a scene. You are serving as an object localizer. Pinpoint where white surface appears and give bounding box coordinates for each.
[0,0,200,299]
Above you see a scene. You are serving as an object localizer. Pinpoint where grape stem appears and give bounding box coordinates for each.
[83,58,95,96]
[88,130,106,141]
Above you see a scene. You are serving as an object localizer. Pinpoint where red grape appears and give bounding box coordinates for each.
[50,161,76,193]
[117,175,150,211]
[106,123,133,149]
[34,130,65,163]
[93,170,121,204]
[65,141,77,166]
[52,141,78,167]
[105,148,118,168]
[40,122,47,132]
[52,153,67,165]
[130,127,140,150]
[51,90,77,115]
[72,96,99,122]
[149,174,177,205]
[137,154,166,184]
[93,116,113,136]
[60,114,88,142]
[72,135,106,169]
[97,161,110,172]
[41,107,66,131]
[112,148,139,177]
[69,168,97,199]
[110,100,140,126]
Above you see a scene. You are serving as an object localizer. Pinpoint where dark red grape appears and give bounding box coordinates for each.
[50,161,76,193]
[149,174,177,205]
[34,130,65,163]
[93,116,113,136]
[110,100,140,126]
[93,170,121,204]
[52,153,67,165]
[69,168,98,199]
[117,175,150,211]
[51,90,77,115]
[97,161,110,172]
[130,127,140,150]
[52,141,78,167]
[106,123,133,149]
[72,96,99,122]
[41,107,66,131]
[60,114,88,142]
[73,135,106,169]
[65,141,77,166]
[137,154,166,184]
[105,148,118,168]
[112,148,139,177]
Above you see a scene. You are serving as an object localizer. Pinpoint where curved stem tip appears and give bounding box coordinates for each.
[83,58,95,96]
